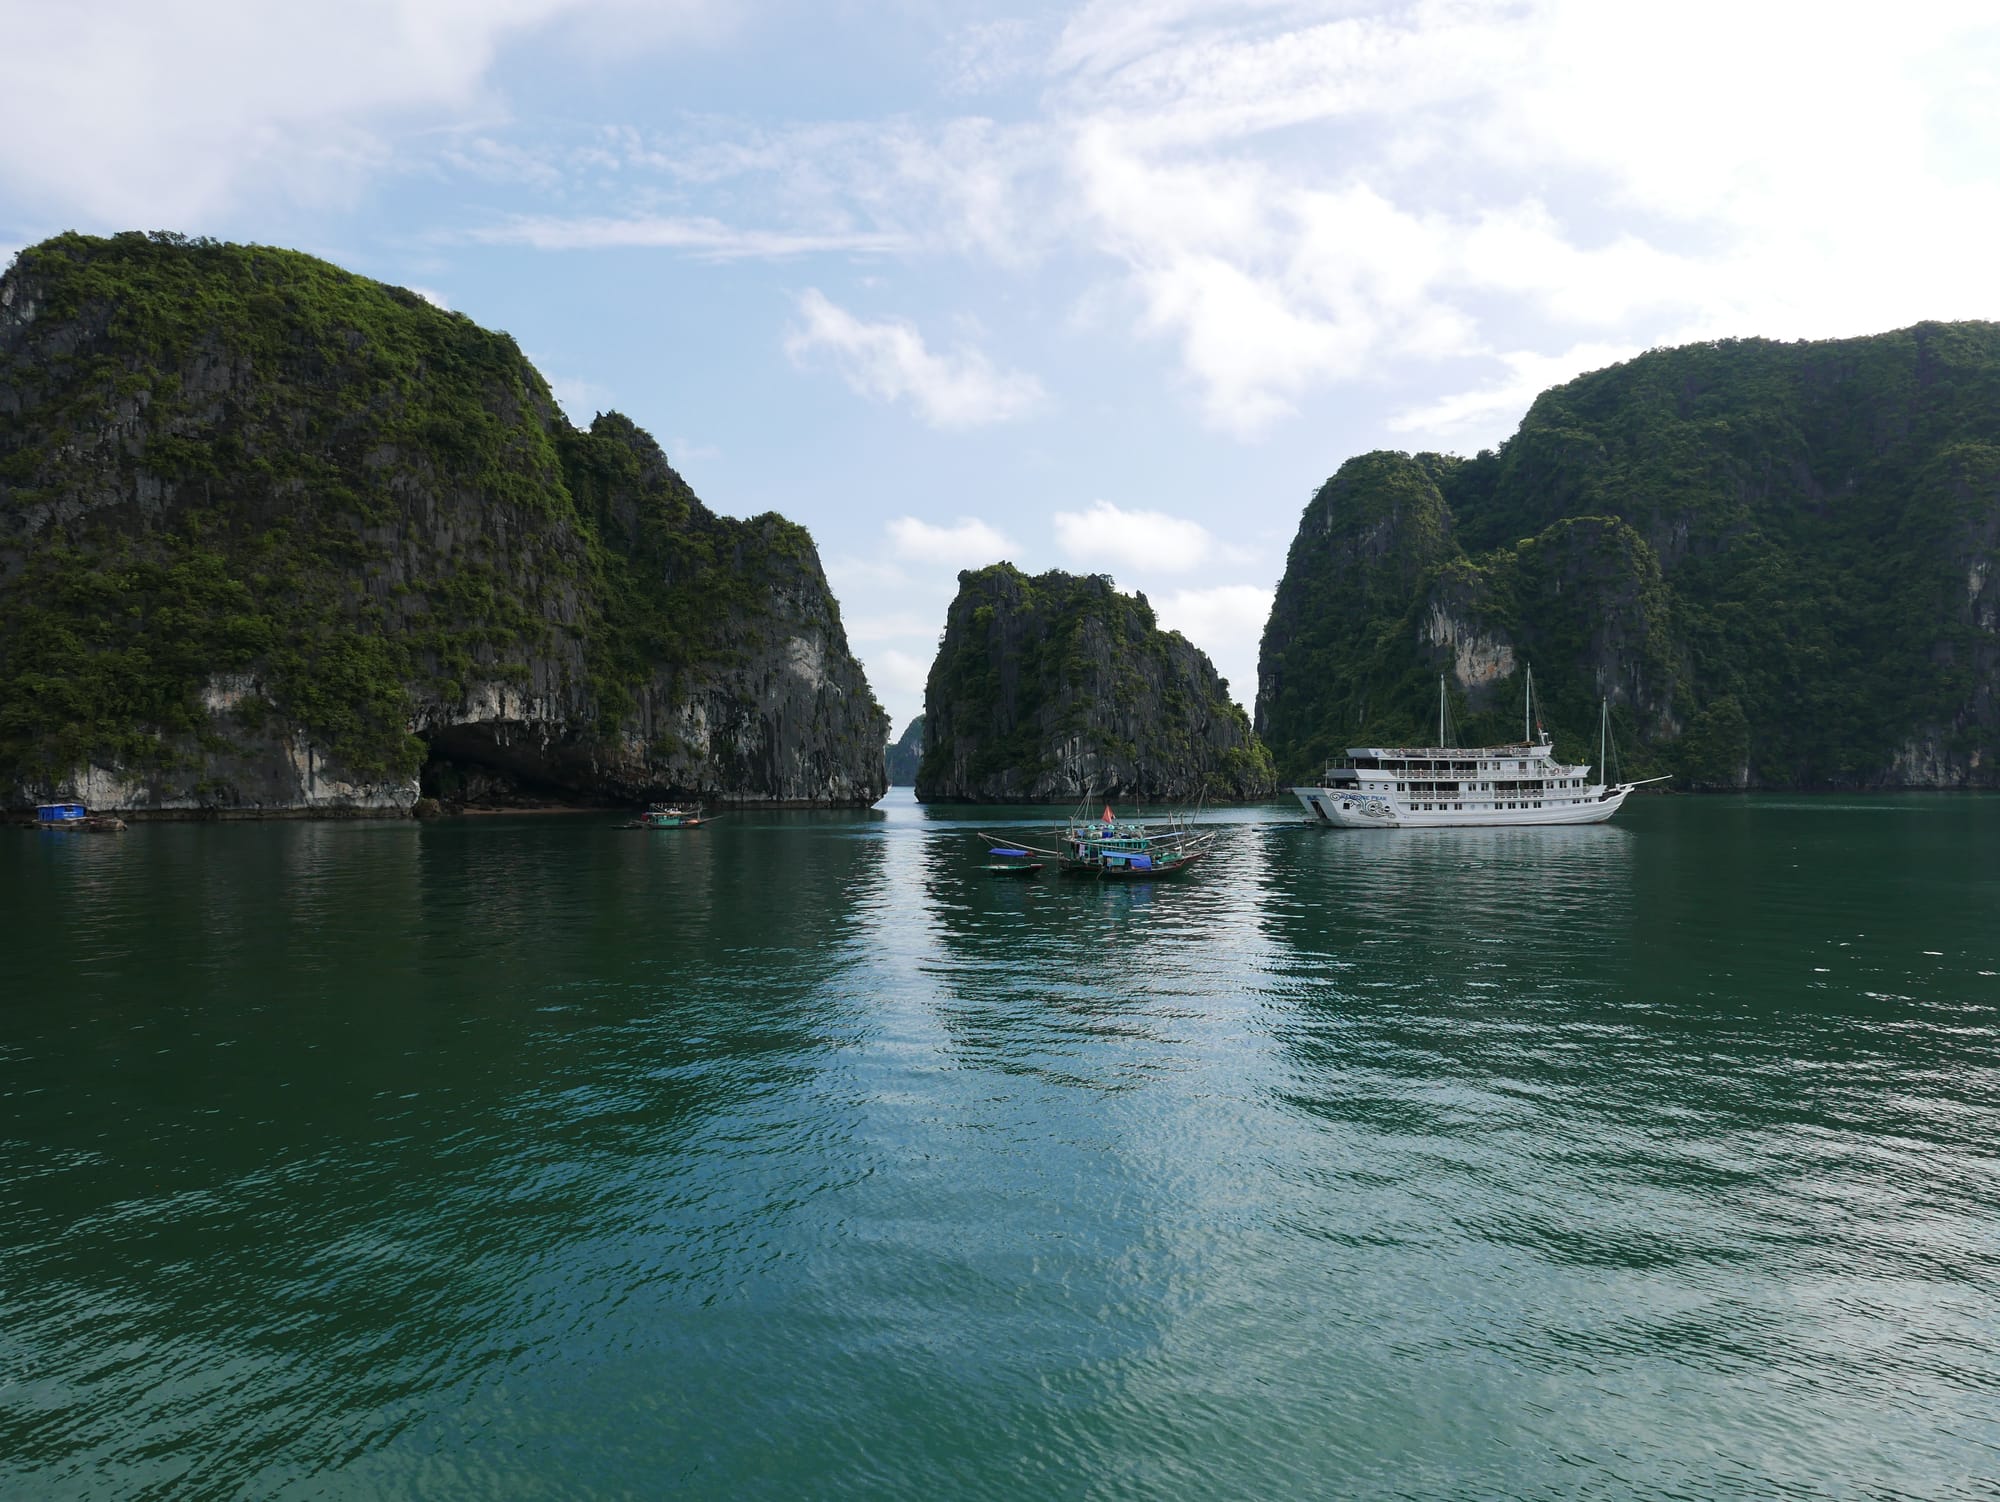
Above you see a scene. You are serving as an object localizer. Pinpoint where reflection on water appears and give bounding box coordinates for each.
[2,793,1997,1499]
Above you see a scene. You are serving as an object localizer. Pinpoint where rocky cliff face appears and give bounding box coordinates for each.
[1256,452,1465,771]
[0,232,886,813]
[1257,322,2000,789]
[917,565,1275,803]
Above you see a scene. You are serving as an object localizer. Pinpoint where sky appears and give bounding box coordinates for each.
[5,0,2000,737]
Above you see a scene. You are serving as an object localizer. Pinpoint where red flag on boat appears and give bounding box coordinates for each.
[1102,804,1115,823]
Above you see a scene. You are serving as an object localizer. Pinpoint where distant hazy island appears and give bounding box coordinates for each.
[885,716,924,786]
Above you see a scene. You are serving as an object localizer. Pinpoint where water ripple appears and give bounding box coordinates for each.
[1,796,1997,1498]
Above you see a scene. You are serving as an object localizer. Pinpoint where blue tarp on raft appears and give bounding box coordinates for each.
[988,848,1029,857]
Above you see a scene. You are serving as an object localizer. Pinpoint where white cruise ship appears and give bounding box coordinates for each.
[1292,672,1664,829]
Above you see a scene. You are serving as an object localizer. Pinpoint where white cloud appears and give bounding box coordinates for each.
[787,290,1045,428]
[825,552,950,731]
[1040,0,2000,437]
[1064,128,1483,435]
[1053,499,1225,574]
[17,0,2000,467]
[1152,583,1274,707]
[1388,341,1640,451]
[885,515,1017,566]
[824,555,915,597]
[544,373,616,422]
[842,610,939,644]
[935,18,1048,97]
[470,214,908,259]
[0,0,735,225]
[870,648,935,699]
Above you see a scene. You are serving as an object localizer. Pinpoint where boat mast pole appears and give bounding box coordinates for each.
[1600,697,1608,788]
[1439,675,1446,749]
[1523,665,1531,744]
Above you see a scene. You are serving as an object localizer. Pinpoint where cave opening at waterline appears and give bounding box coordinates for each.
[417,723,610,809]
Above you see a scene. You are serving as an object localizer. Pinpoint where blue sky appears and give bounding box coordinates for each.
[6,0,2000,735]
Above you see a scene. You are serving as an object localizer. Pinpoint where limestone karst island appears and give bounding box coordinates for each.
[5,234,1995,817]
[2,232,888,815]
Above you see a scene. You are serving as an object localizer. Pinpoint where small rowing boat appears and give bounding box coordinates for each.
[980,845,1044,876]
[638,804,705,829]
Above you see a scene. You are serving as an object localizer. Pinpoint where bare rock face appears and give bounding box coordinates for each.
[916,565,1275,804]
[0,232,886,814]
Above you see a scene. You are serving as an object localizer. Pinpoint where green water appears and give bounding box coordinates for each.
[3,792,1997,1499]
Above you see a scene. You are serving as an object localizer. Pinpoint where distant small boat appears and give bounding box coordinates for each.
[980,846,1044,876]
[34,802,124,832]
[638,805,706,829]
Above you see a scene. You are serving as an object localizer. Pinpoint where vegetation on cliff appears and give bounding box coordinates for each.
[919,564,1275,802]
[0,231,885,806]
[1257,323,2000,788]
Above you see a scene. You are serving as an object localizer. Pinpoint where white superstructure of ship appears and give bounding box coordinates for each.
[1292,668,1666,829]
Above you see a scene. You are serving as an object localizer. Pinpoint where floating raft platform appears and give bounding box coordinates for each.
[33,803,126,832]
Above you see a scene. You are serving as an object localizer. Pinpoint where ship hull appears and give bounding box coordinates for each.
[1292,786,1631,828]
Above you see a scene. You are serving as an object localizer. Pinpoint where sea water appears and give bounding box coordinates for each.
[2,792,1996,1498]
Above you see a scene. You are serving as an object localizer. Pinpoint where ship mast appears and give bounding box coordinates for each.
[1600,697,1608,788]
[1438,675,1446,749]
[1523,664,1532,744]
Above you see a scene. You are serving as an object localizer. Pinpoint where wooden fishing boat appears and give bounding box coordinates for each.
[977,803,1216,881]
[638,804,706,829]
[1072,846,1205,879]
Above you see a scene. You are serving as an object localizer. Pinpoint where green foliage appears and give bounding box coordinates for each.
[0,231,883,794]
[1260,323,2000,787]
[1257,452,1461,776]
[921,564,1271,798]
[1673,696,1750,788]
[555,414,844,738]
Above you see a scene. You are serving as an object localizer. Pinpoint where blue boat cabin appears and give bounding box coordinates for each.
[36,802,88,824]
